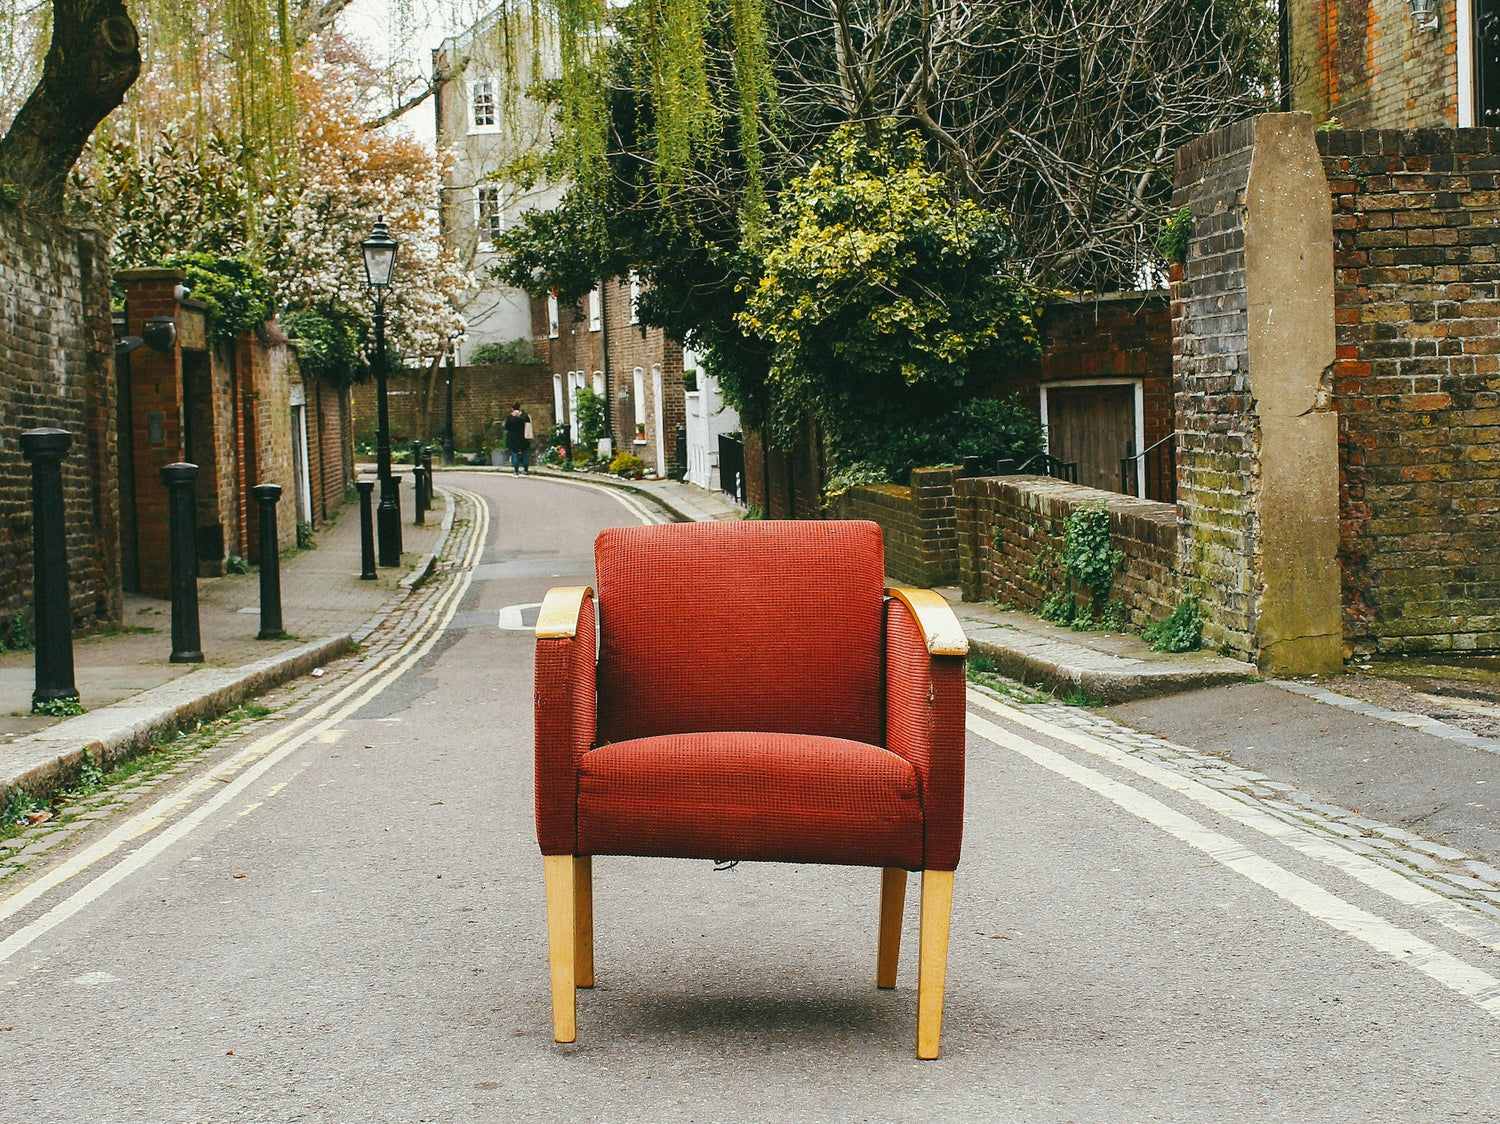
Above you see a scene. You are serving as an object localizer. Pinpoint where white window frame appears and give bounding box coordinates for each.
[633,366,647,442]
[651,363,666,476]
[629,271,641,324]
[469,78,498,132]
[1460,0,1476,127]
[547,291,560,338]
[588,286,602,332]
[475,185,504,251]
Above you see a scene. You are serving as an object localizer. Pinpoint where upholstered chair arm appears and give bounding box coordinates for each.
[884,588,968,871]
[534,587,597,856]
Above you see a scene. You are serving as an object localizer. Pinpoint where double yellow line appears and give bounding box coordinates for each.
[0,486,489,967]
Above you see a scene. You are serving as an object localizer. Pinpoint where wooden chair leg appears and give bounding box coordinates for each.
[574,856,594,988]
[877,867,907,989]
[916,869,955,1060]
[543,855,577,1043]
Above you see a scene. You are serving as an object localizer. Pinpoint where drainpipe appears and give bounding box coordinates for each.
[1278,0,1291,112]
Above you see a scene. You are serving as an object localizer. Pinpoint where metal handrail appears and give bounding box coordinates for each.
[1120,433,1177,503]
[1012,453,1079,484]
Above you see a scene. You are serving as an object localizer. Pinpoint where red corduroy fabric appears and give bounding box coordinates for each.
[576,731,924,868]
[885,599,966,870]
[593,521,886,746]
[534,595,597,855]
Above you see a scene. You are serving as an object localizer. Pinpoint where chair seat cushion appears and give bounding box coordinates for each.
[577,732,925,869]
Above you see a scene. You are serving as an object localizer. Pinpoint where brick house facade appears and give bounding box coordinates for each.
[538,278,687,477]
[1289,0,1500,130]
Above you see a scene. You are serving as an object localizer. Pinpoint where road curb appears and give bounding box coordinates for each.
[966,628,1255,704]
[399,484,459,591]
[0,634,353,806]
[1,490,468,807]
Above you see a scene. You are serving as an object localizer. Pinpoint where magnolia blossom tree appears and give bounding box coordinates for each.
[88,36,468,366]
[268,49,469,357]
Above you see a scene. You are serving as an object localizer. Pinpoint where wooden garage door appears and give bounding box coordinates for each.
[1045,384,1136,494]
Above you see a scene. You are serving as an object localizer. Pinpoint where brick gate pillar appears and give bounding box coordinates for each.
[118,268,187,598]
[1172,112,1343,675]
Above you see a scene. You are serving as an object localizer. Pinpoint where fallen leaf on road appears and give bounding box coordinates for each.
[232,873,247,879]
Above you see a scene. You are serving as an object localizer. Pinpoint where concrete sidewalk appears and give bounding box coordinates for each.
[0,479,452,804]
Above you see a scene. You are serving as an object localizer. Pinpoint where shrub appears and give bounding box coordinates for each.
[609,451,645,477]
[575,386,607,452]
[1142,599,1204,652]
[161,253,274,342]
[469,338,539,365]
[837,394,1044,486]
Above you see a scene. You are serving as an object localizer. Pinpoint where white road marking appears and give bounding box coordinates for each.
[970,689,1500,956]
[497,602,543,631]
[0,489,490,967]
[526,473,664,525]
[966,706,1500,1020]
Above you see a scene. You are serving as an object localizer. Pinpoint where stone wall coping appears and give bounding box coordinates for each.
[1047,290,1170,308]
[116,267,186,282]
[958,474,1176,525]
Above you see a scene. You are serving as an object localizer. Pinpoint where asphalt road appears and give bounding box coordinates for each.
[5,471,1500,1122]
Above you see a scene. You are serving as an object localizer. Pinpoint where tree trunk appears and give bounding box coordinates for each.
[0,0,141,210]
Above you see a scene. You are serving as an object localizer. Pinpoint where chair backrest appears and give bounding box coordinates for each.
[594,520,886,745]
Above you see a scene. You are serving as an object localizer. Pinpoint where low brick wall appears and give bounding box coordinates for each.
[957,476,1178,629]
[832,466,961,587]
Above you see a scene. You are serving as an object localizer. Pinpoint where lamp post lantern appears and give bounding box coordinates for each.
[362,215,403,566]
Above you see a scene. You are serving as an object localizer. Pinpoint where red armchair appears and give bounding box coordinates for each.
[533,519,968,1058]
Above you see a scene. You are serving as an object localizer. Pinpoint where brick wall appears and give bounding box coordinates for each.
[955,476,1178,627]
[1004,293,1174,462]
[831,466,961,586]
[307,379,352,524]
[1321,126,1500,654]
[0,199,120,629]
[744,420,826,519]
[1171,119,1261,657]
[1289,0,1459,130]
[351,363,555,450]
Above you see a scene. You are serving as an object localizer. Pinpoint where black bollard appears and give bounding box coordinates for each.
[378,474,402,566]
[162,463,204,663]
[411,441,426,520]
[253,484,283,639]
[423,443,435,506]
[20,428,79,709]
[356,479,377,580]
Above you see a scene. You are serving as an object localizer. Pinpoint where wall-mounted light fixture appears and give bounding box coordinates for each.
[1408,0,1439,32]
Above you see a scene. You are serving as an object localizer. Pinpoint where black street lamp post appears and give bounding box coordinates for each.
[362,215,402,567]
[443,349,456,466]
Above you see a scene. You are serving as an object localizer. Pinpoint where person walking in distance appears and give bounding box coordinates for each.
[504,402,533,475]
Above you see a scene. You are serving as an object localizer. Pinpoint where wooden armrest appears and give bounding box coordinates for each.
[886,587,969,656]
[536,586,594,639]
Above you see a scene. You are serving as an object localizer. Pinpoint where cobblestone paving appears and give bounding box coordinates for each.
[1006,690,1500,924]
[0,489,481,892]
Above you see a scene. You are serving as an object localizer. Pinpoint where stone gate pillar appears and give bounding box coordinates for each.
[1172,112,1343,675]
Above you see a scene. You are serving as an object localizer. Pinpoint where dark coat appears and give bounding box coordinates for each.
[503,410,531,452]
